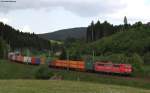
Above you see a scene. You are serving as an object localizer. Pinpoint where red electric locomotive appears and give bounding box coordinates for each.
[94,62,132,74]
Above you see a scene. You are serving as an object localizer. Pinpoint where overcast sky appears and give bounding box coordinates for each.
[0,0,150,34]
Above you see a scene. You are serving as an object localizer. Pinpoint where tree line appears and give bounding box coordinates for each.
[0,22,51,51]
[86,16,149,42]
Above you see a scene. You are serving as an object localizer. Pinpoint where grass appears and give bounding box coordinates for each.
[49,68,150,89]
[0,80,149,93]
[142,65,150,77]
[0,60,38,79]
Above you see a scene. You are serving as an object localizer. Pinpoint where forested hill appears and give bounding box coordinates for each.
[38,27,87,41]
[0,22,50,50]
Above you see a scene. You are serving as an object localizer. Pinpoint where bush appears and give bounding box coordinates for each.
[143,52,150,64]
[108,54,129,63]
[94,54,130,64]
[59,48,67,60]
[130,53,144,76]
[35,65,53,79]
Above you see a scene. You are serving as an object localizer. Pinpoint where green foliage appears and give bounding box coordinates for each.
[143,52,150,64]
[59,48,67,60]
[87,21,114,42]
[124,16,128,25]
[61,38,86,60]
[94,54,130,64]
[35,65,53,79]
[0,38,8,59]
[86,28,150,55]
[130,53,144,75]
[69,51,82,60]
[0,22,50,50]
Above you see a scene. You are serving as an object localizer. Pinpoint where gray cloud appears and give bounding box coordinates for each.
[0,0,126,17]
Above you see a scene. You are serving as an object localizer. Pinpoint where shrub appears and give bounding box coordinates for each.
[143,52,150,65]
[59,48,67,60]
[35,65,53,79]
[94,54,130,64]
[130,53,144,76]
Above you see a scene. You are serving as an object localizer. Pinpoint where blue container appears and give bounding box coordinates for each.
[35,57,40,65]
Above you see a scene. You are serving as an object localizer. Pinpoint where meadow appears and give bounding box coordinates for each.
[0,80,149,93]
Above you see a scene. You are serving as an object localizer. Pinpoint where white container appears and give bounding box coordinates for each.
[23,56,31,63]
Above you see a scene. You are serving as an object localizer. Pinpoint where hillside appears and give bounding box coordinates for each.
[0,80,149,93]
[38,27,87,41]
[87,28,150,55]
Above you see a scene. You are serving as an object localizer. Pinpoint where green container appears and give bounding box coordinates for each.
[46,57,51,64]
[85,60,94,71]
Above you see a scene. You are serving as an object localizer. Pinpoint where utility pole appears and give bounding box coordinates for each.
[50,40,53,56]
[92,50,95,63]
[92,25,93,41]
[91,21,94,42]
[67,50,69,71]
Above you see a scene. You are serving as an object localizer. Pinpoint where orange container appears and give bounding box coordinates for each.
[69,60,85,70]
[54,60,64,67]
[52,60,85,70]
[69,61,77,65]
[77,61,85,70]
[54,60,67,67]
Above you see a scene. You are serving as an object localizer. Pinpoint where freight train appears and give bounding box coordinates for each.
[8,52,133,75]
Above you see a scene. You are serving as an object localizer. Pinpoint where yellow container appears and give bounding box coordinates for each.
[40,57,46,64]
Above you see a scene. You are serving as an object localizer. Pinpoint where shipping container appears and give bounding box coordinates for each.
[53,60,85,70]
[8,52,14,59]
[85,60,94,71]
[27,57,32,64]
[23,56,31,64]
[18,56,24,62]
[46,57,51,64]
[31,57,36,64]
[40,57,45,64]
[12,55,16,61]
[77,61,85,70]
[35,57,40,65]
[23,56,27,63]
[16,55,22,62]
